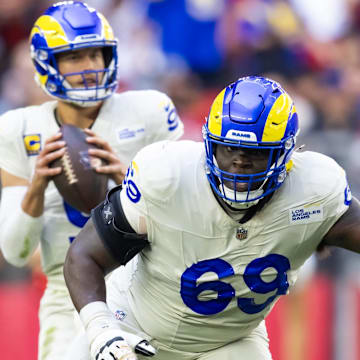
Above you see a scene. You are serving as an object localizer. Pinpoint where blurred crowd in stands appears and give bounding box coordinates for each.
[0,1,360,359]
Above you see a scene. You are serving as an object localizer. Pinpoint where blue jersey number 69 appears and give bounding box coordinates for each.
[180,254,290,315]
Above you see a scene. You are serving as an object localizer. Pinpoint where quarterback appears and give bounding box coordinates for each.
[0,2,183,360]
[64,76,360,360]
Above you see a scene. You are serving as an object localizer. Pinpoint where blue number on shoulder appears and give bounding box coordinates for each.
[237,254,290,314]
[123,165,141,203]
[180,254,290,315]
[180,258,235,315]
[167,108,179,132]
[344,183,352,206]
[63,201,90,243]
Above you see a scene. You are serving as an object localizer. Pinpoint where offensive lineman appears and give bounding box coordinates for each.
[0,2,183,360]
[64,76,360,360]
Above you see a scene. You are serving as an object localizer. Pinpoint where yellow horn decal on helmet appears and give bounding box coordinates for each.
[98,13,115,40]
[285,159,293,172]
[37,73,48,86]
[262,92,293,142]
[208,88,226,137]
[29,24,41,41]
[31,15,68,48]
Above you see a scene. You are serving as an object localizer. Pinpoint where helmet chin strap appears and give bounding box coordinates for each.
[64,89,106,107]
[220,184,263,210]
[62,77,108,108]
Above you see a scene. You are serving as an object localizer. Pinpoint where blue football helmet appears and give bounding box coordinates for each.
[29,1,118,107]
[203,76,299,209]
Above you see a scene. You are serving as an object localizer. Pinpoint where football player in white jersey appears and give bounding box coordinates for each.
[63,76,360,360]
[0,2,183,360]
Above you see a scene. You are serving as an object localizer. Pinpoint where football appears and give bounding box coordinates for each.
[50,124,108,214]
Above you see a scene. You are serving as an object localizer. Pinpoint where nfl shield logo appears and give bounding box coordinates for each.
[115,310,126,321]
[236,227,248,240]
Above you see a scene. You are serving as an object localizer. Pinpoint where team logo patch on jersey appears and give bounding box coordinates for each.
[289,204,323,224]
[117,127,145,141]
[23,134,41,156]
[236,227,248,240]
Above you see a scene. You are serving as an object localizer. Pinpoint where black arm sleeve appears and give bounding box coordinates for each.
[91,185,149,265]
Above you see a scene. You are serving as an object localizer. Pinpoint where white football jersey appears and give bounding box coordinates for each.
[119,140,350,352]
[0,90,183,285]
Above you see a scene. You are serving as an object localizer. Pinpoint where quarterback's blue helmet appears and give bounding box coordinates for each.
[29,1,118,106]
[203,76,299,209]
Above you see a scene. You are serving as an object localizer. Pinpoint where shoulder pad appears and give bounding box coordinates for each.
[91,185,149,265]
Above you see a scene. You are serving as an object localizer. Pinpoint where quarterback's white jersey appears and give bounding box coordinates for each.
[119,140,350,353]
[0,90,183,284]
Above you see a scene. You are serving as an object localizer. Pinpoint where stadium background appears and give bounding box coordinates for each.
[0,0,359,359]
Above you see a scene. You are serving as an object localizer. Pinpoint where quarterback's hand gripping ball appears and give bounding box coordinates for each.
[50,124,108,214]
